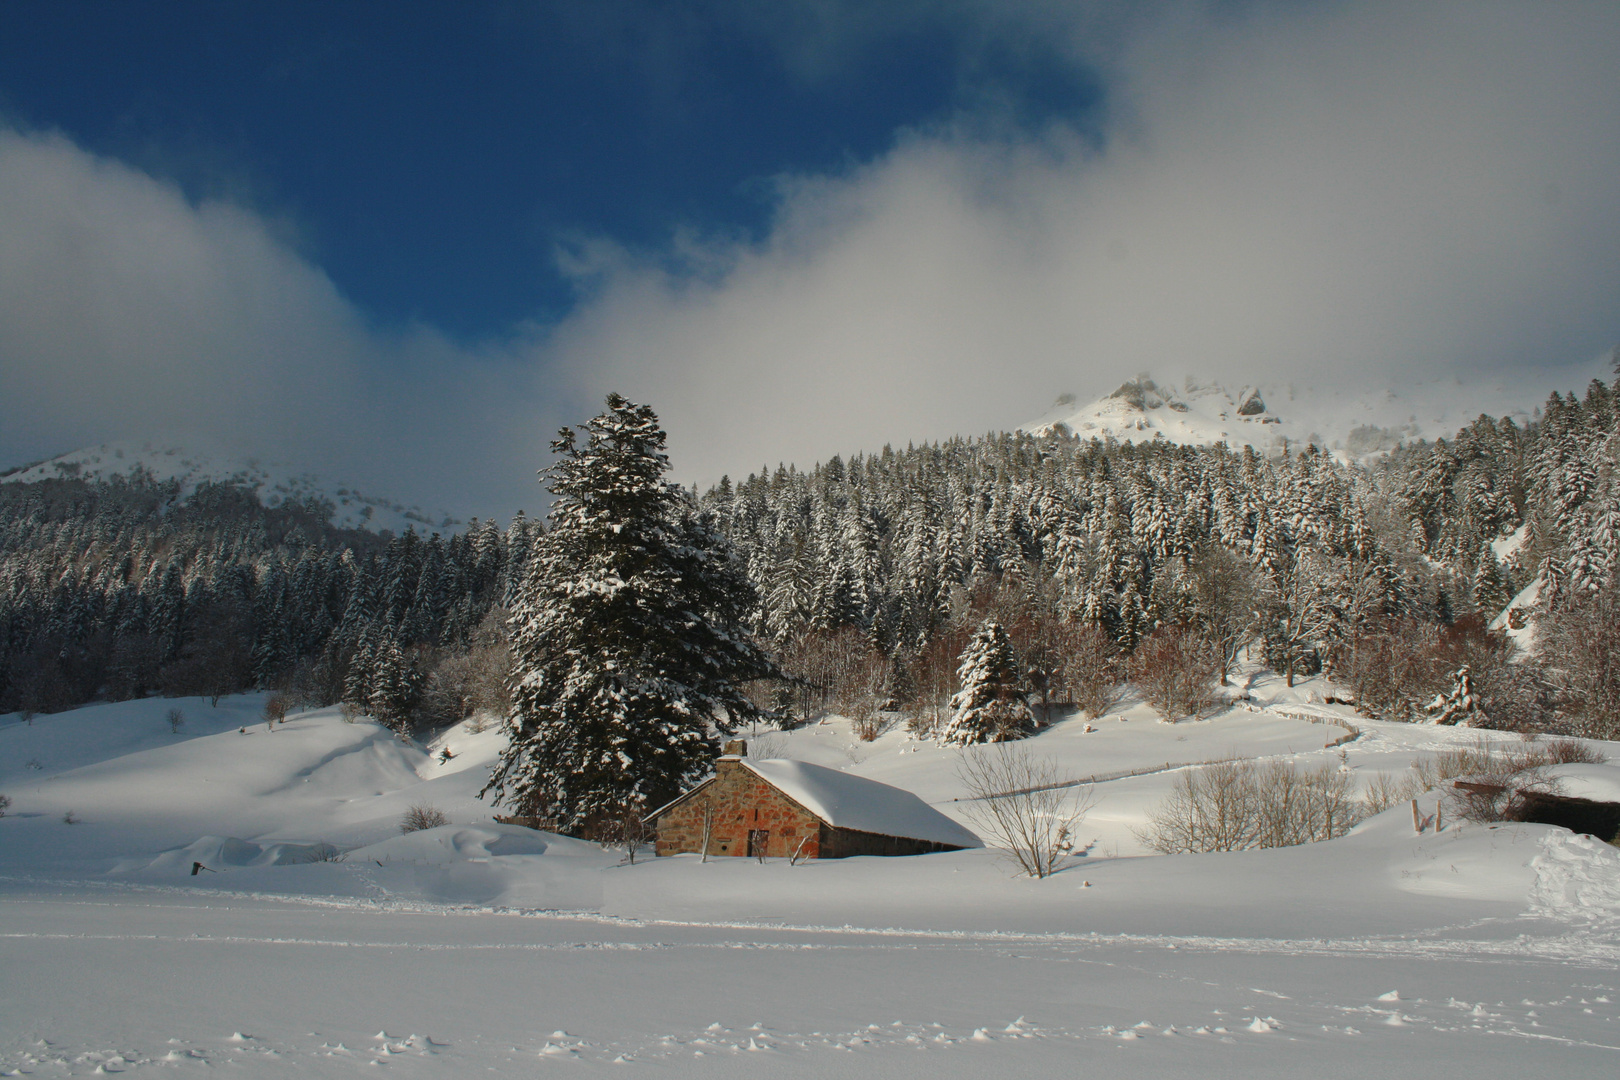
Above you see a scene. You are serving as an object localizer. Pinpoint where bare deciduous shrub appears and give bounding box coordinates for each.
[0,793,11,817]
[1537,736,1608,766]
[400,804,450,833]
[299,843,346,863]
[848,699,887,742]
[912,626,971,736]
[905,710,942,740]
[1127,624,1219,721]
[1062,623,1124,719]
[418,607,515,730]
[1187,541,1261,685]
[166,707,185,734]
[741,733,787,761]
[584,800,651,863]
[1141,760,1257,853]
[1329,619,1442,720]
[1538,581,1620,739]
[1139,759,1364,854]
[1251,761,1361,848]
[1407,735,1608,823]
[956,744,1093,878]
[263,694,290,730]
[1331,615,1556,730]
[1361,770,1423,815]
[1407,736,1593,792]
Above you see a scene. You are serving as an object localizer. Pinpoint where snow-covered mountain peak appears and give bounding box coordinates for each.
[1020,371,1564,460]
[0,438,461,535]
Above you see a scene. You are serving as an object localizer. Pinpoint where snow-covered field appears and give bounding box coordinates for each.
[4,675,1619,1077]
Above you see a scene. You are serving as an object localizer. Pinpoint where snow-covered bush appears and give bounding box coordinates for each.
[400,804,450,833]
[940,620,1034,746]
[956,744,1092,878]
[1140,759,1363,854]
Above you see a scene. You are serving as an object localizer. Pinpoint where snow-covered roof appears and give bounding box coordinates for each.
[1552,764,1620,804]
[740,758,982,849]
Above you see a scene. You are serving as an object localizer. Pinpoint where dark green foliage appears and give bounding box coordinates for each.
[0,475,528,721]
[483,395,777,835]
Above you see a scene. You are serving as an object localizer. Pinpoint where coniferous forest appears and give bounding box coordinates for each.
[2,371,1616,744]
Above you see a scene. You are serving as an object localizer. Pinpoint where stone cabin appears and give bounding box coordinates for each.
[647,740,982,860]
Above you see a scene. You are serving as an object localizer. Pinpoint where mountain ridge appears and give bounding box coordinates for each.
[0,438,461,535]
[1017,369,1596,460]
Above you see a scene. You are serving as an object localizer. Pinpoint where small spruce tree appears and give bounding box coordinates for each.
[940,619,1035,745]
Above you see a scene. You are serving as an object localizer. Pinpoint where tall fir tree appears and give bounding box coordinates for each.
[483,395,776,834]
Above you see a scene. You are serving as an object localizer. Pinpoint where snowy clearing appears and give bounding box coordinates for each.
[3,672,1619,1077]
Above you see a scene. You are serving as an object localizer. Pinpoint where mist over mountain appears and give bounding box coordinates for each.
[1017,366,1604,462]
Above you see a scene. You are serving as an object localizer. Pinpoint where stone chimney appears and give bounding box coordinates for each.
[721,739,748,758]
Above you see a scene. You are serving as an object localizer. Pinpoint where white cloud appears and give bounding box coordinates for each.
[0,128,559,517]
[551,1,1620,482]
[3,2,1619,512]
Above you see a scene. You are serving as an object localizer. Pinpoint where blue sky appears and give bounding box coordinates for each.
[2,2,1619,518]
[0,2,1097,339]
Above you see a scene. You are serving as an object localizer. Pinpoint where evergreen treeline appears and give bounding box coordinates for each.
[0,469,537,726]
[696,373,1617,737]
[1,371,1614,739]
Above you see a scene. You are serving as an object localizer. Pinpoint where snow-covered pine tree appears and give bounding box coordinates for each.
[1427,664,1486,726]
[367,634,422,733]
[483,395,776,836]
[940,618,1035,745]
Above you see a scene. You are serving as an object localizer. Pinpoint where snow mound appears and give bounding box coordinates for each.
[350,824,600,865]
[742,759,982,849]
[1527,831,1620,926]
[134,835,343,873]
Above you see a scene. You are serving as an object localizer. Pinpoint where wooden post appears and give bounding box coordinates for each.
[699,798,715,863]
[1411,799,1422,834]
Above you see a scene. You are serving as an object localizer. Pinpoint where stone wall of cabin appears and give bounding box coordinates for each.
[819,826,963,859]
[654,760,824,859]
